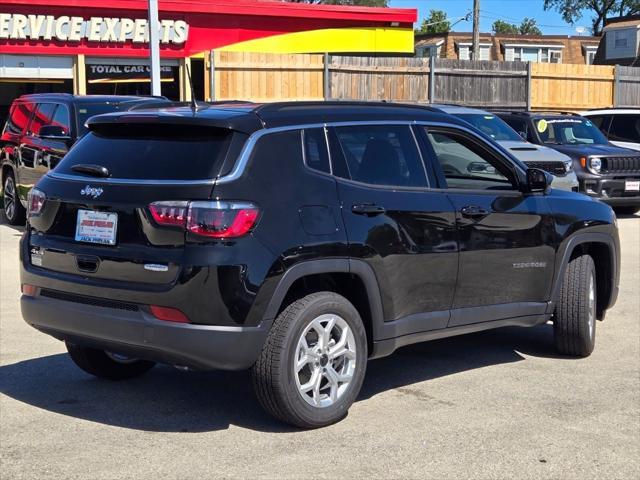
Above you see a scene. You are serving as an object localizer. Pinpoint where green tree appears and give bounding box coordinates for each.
[493,17,543,35]
[492,19,520,34]
[543,0,640,35]
[415,9,451,34]
[519,17,543,35]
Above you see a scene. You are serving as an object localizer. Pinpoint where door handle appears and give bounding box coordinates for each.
[352,204,386,216]
[460,205,489,219]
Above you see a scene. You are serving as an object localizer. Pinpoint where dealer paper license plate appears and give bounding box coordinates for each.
[75,210,118,245]
[625,180,640,192]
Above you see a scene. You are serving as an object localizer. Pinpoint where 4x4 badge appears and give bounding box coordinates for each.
[80,185,104,199]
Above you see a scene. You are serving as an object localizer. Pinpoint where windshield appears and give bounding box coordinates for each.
[535,117,609,145]
[455,113,522,142]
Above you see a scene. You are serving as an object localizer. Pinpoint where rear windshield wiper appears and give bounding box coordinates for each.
[71,164,110,178]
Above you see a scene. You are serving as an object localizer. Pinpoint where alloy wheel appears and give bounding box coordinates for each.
[293,313,357,408]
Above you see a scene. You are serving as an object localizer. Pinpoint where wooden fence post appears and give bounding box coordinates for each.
[429,55,436,103]
[323,53,330,101]
[209,50,216,101]
[614,64,620,107]
[526,61,532,111]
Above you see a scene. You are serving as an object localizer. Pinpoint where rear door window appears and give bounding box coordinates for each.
[54,124,233,181]
[331,124,428,188]
[608,114,640,143]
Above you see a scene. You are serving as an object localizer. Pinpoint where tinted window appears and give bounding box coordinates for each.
[55,124,232,180]
[425,128,516,190]
[455,113,522,141]
[608,114,640,143]
[500,116,531,142]
[76,103,137,135]
[303,128,330,174]
[333,125,427,187]
[51,105,71,135]
[535,117,608,145]
[586,114,608,130]
[4,103,29,135]
[30,103,56,136]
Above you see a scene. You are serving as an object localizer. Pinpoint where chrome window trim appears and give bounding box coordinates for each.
[47,119,526,186]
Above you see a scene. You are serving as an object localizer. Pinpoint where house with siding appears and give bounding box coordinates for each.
[593,15,640,66]
[415,32,600,64]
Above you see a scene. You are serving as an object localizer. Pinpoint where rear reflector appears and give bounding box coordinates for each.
[150,305,190,323]
[21,284,39,297]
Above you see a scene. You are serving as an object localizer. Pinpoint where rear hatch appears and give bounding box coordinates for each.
[28,121,239,286]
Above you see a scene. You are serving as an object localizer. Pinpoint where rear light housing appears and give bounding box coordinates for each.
[27,188,46,217]
[148,200,259,239]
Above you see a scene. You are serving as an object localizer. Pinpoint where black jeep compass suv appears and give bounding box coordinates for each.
[20,102,620,428]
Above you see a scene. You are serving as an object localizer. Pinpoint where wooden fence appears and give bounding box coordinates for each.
[530,63,615,111]
[205,53,640,109]
[432,59,528,109]
[615,66,640,107]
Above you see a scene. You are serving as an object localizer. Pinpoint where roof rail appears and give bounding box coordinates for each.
[253,100,442,114]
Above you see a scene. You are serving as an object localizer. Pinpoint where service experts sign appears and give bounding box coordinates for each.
[0,13,188,44]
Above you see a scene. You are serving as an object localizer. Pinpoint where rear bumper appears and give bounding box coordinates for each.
[21,294,271,371]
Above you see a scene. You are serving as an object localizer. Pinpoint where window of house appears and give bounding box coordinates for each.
[508,47,563,63]
[458,44,490,60]
[585,47,597,65]
[416,45,439,58]
[614,30,629,48]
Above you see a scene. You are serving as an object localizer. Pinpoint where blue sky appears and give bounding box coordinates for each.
[389,0,593,36]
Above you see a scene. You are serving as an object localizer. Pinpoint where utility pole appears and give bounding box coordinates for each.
[472,0,480,60]
[148,0,162,96]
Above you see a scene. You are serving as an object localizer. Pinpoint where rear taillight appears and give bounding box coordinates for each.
[27,188,46,217]
[149,201,188,227]
[148,201,259,239]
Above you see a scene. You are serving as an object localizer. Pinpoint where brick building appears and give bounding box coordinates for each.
[415,32,600,65]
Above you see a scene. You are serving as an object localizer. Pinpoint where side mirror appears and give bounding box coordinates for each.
[526,167,552,193]
[39,125,70,140]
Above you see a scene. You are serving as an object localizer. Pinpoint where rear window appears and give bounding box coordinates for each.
[55,124,232,181]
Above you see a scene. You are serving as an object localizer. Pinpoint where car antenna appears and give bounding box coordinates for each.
[185,63,198,113]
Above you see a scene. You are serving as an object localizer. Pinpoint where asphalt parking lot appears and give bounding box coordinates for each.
[1,213,638,480]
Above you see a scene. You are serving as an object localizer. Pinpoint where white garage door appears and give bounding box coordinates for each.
[0,54,74,79]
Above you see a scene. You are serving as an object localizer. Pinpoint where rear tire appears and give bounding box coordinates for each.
[614,206,639,216]
[2,172,26,225]
[252,292,367,429]
[553,255,597,357]
[66,342,156,380]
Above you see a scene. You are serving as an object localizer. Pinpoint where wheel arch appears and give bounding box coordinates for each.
[551,233,618,319]
[262,259,385,355]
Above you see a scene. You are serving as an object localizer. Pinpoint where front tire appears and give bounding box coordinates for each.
[252,292,367,429]
[66,342,156,380]
[2,172,26,225]
[554,255,597,357]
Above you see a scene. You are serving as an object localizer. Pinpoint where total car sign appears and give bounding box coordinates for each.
[0,13,188,44]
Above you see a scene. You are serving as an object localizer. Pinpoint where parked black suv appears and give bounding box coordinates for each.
[1,94,165,224]
[20,102,620,428]
[497,111,640,215]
